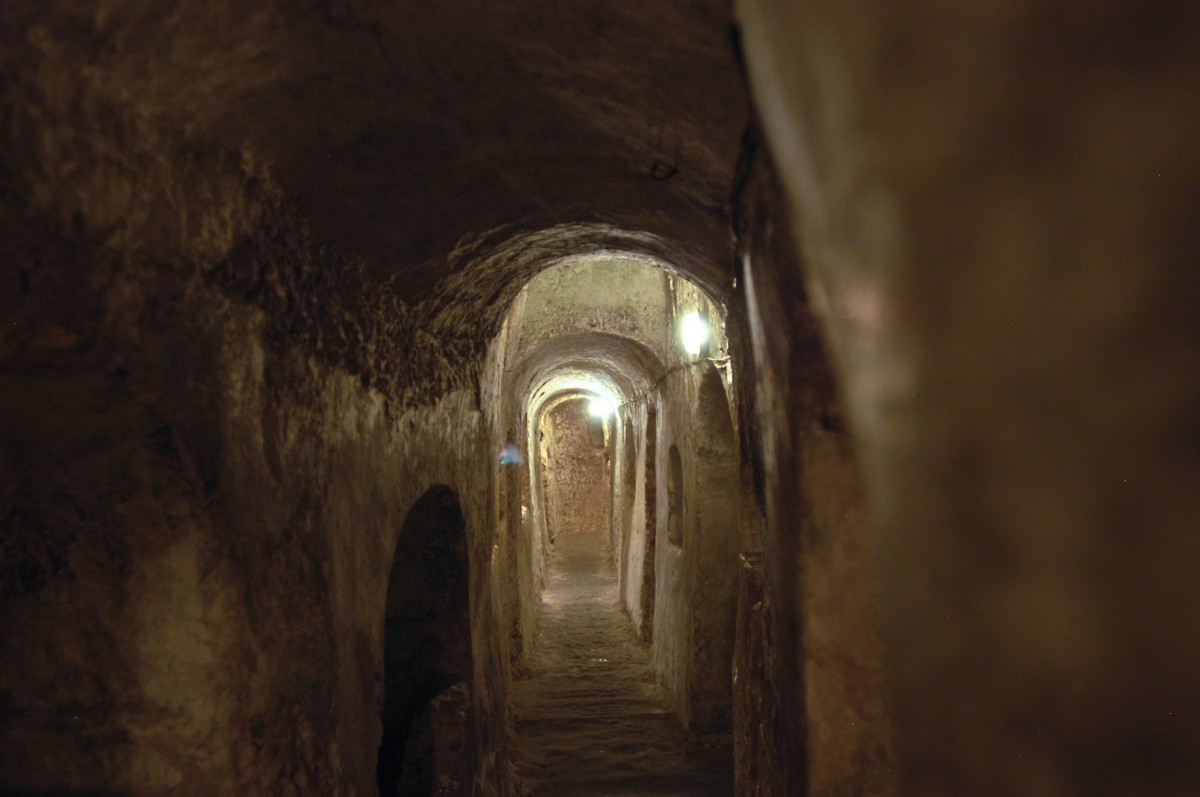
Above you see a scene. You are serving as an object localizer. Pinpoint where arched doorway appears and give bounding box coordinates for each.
[377,485,472,797]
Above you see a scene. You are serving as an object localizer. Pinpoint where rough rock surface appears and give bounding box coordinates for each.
[5,0,1198,795]
[738,1,1200,794]
[511,523,732,796]
[539,400,610,541]
[732,132,897,795]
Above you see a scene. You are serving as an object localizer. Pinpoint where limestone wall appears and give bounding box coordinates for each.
[0,78,515,796]
[647,287,741,733]
[728,129,897,795]
[738,1,1200,794]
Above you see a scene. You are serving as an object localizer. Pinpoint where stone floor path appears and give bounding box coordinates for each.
[510,528,733,796]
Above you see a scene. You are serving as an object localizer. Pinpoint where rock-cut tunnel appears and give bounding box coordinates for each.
[2,3,1199,797]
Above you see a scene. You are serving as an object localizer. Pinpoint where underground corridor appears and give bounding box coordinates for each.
[497,259,743,796]
[3,3,1199,797]
[372,257,749,795]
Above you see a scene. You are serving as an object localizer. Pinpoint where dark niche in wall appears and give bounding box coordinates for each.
[623,417,637,494]
[622,416,637,563]
[667,444,684,547]
[377,485,472,797]
[640,408,658,640]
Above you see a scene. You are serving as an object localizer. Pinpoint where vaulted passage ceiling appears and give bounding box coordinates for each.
[4,3,1200,796]
[4,1,749,298]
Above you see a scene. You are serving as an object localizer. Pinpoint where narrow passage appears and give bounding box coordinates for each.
[510,525,733,796]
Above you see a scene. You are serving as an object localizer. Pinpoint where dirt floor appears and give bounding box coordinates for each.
[510,524,733,796]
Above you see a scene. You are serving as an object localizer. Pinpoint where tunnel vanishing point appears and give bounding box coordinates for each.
[1,3,1198,796]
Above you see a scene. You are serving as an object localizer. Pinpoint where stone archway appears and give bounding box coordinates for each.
[377,485,472,797]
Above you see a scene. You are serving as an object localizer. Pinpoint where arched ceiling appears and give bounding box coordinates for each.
[12,0,750,300]
[510,331,665,426]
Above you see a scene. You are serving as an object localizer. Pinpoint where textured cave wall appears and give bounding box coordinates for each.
[0,363,245,793]
[649,382,690,726]
[480,306,534,685]
[616,416,637,601]
[0,25,520,796]
[0,0,749,300]
[497,424,527,670]
[0,255,510,795]
[688,365,740,734]
[733,133,896,796]
[618,401,655,639]
[539,400,611,542]
[738,1,1200,795]
[648,284,741,734]
[513,256,673,369]
[514,407,546,668]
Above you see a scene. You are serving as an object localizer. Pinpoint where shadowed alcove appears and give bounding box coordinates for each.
[378,485,472,797]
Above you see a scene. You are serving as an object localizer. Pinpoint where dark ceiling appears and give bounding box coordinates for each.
[9,0,750,299]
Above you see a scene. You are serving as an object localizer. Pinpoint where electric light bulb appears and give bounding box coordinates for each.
[587,397,614,418]
[680,310,709,356]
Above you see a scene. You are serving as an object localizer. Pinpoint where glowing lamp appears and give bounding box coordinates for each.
[680,310,709,356]
[587,397,614,418]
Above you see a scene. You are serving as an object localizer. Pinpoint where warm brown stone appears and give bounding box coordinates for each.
[2,2,1197,796]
